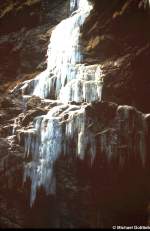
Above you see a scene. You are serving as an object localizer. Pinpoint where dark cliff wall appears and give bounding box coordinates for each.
[82,0,150,113]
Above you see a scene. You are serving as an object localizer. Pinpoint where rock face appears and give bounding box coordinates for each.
[0,95,25,228]
[1,0,150,229]
[82,0,150,113]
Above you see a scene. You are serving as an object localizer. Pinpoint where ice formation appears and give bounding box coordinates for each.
[20,0,103,206]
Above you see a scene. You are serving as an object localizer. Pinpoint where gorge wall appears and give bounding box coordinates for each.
[0,0,150,228]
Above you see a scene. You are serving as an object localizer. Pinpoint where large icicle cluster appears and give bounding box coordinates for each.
[23,103,97,205]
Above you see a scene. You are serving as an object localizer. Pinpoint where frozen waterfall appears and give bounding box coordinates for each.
[9,0,149,212]
[18,0,104,206]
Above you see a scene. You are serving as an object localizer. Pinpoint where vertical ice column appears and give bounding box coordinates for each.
[32,0,93,101]
[24,106,65,206]
[70,0,79,13]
